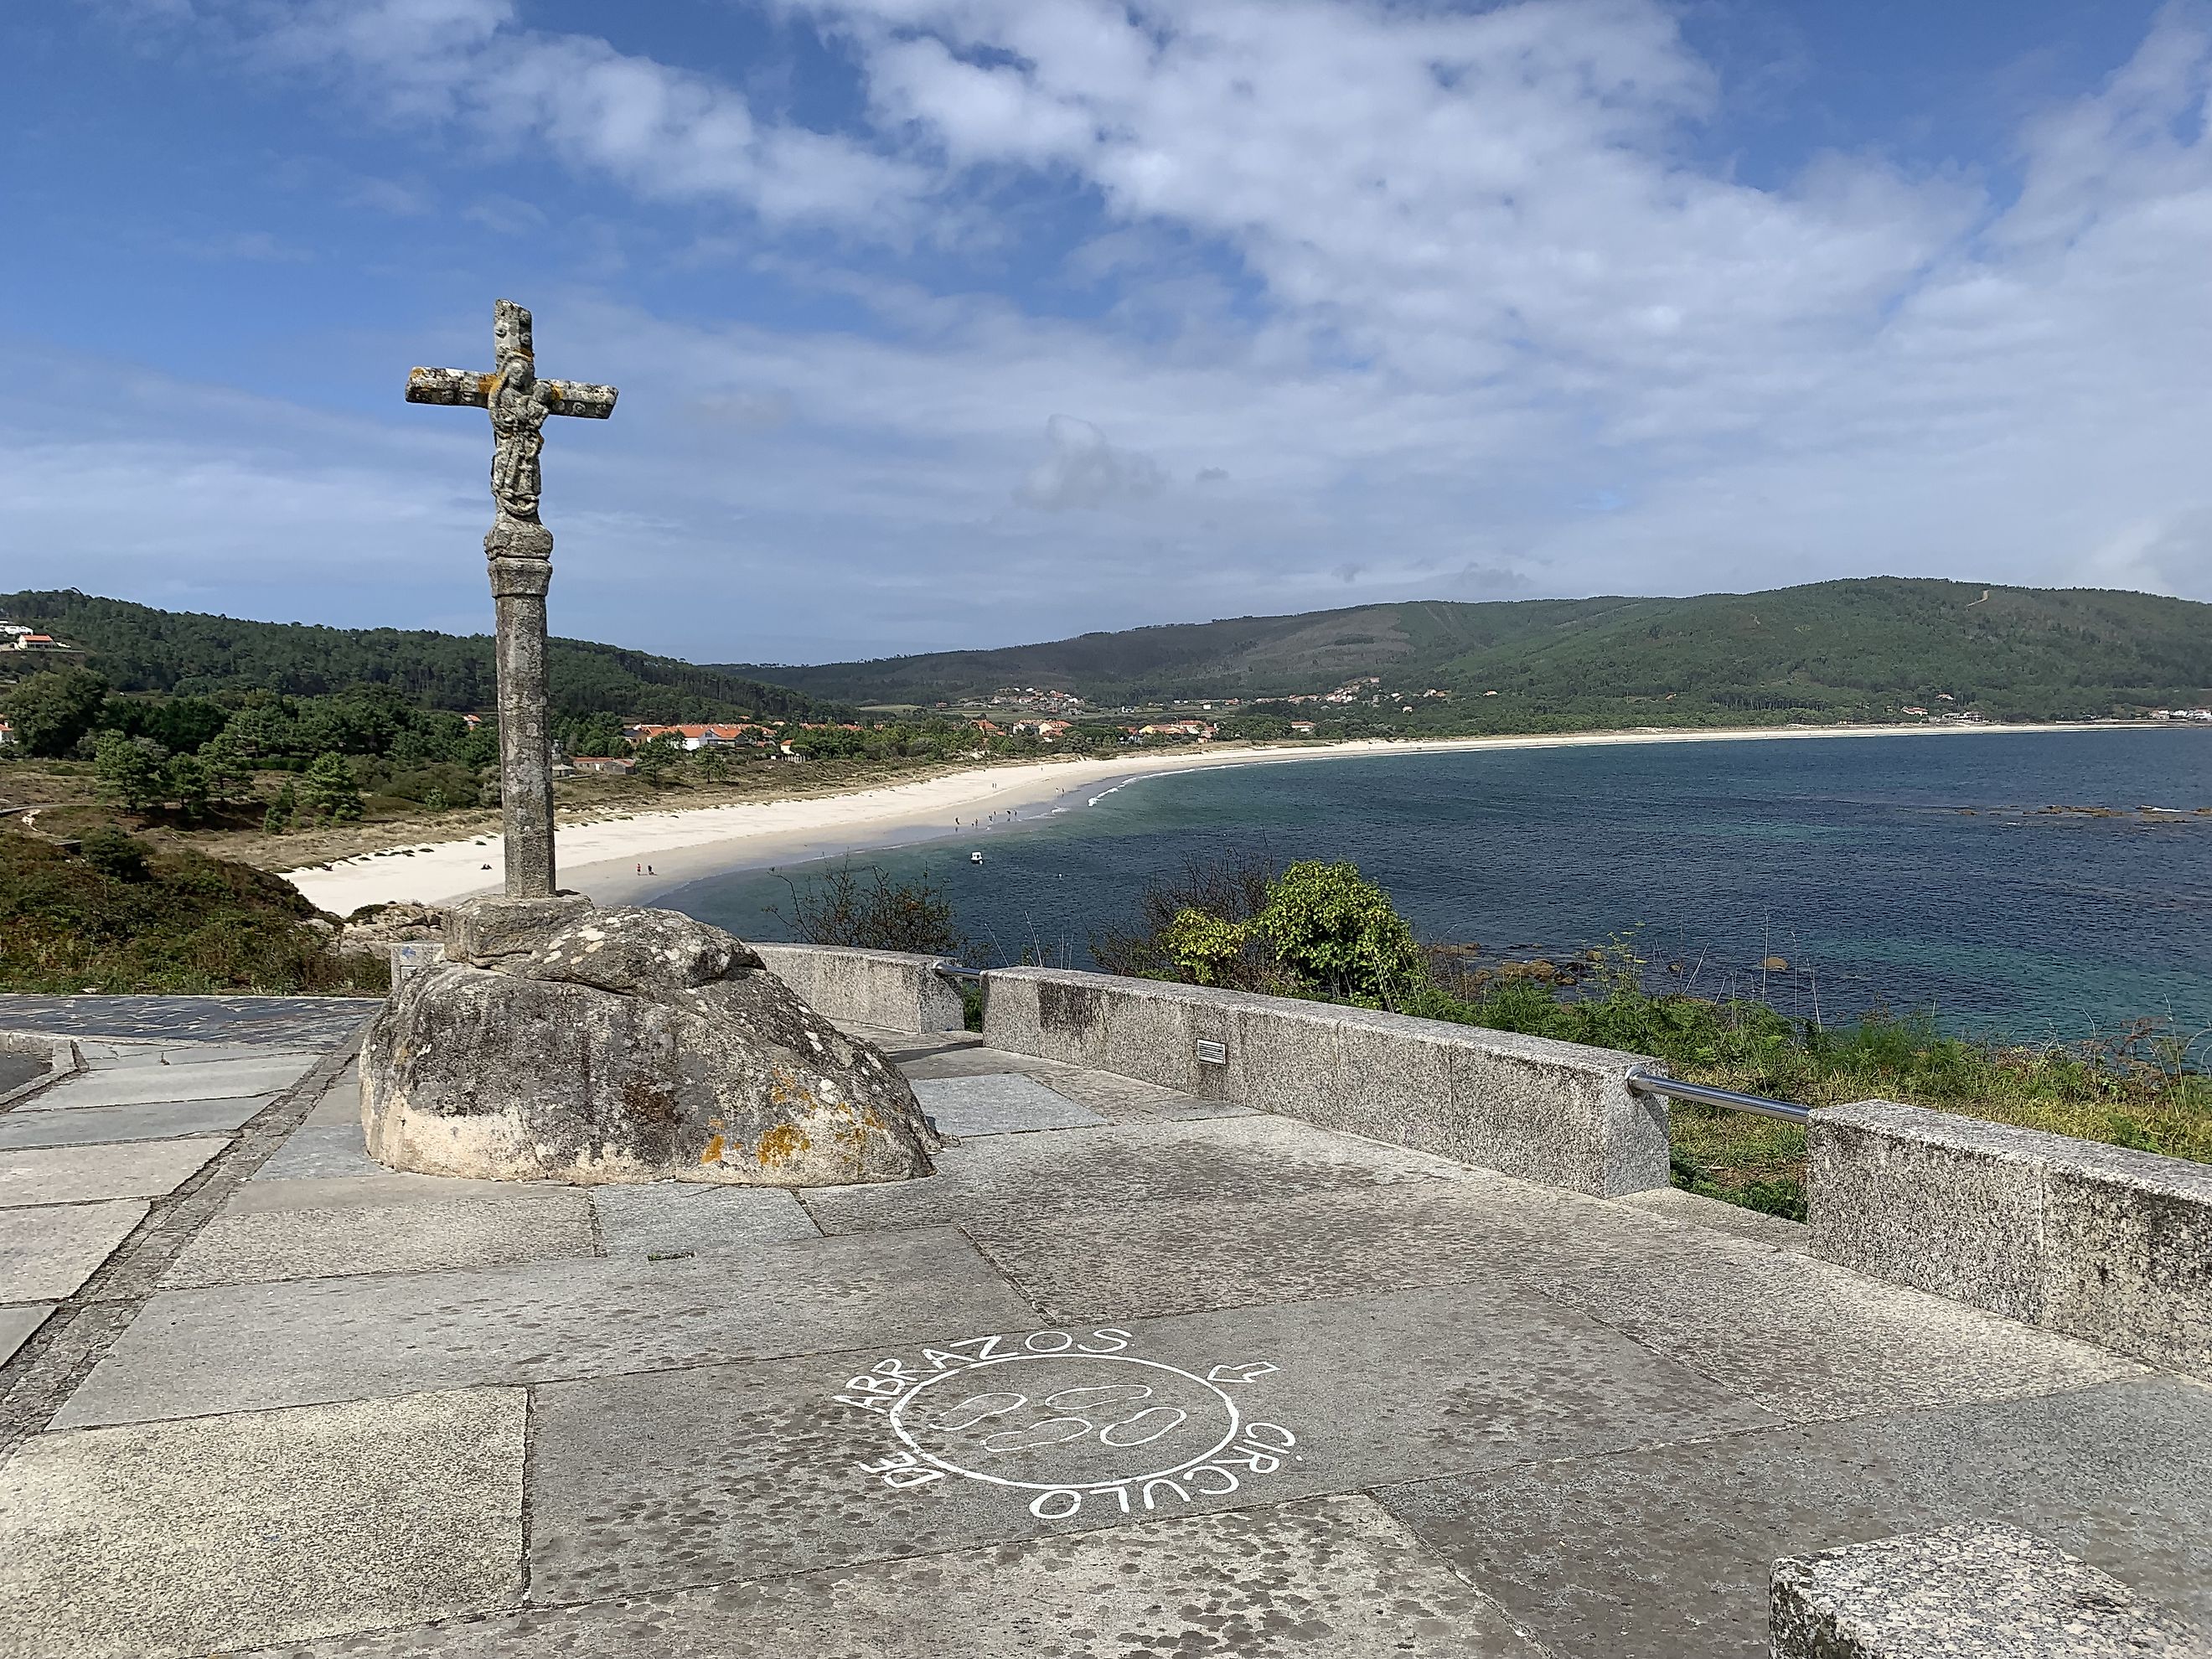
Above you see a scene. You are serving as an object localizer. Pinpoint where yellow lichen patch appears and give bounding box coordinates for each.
[755,1122,812,1167]
[700,1133,725,1165]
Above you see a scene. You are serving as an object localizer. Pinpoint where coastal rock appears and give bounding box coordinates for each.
[361,904,940,1186]
[336,900,447,957]
[513,906,763,997]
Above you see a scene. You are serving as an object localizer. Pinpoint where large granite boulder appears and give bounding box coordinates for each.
[361,902,940,1186]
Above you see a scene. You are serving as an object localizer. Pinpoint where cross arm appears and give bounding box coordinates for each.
[405,367,619,418]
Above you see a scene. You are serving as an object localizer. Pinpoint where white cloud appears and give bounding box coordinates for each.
[33,0,2212,659]
[1015,414,1165,510]
[227,0,933,228]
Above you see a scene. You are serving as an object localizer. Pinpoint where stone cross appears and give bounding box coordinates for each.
[406,300,618,897]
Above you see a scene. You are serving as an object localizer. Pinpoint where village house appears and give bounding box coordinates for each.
[627,722,770,751]
[1289,721,1316,734]
[1135,720,1216,740]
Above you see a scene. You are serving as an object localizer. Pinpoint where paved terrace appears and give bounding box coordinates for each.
[0,995,2208,1658]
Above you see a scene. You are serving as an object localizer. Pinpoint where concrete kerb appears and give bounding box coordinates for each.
[1811,1101,2212,1382]
[0,1034,81,1110]
[752,943,967,1036]
[979,968,1669,1198]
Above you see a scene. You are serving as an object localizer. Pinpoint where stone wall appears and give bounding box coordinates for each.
[979,967,1669,1197]
[1811,1101,2212,1382]
[752,944,968,1036]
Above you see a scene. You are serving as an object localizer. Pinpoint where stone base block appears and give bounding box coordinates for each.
[1771,1524,2207,1656]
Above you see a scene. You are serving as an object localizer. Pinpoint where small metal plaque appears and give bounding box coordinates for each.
[1194,1040,1228,1066]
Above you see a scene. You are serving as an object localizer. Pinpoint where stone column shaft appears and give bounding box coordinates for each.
[488,535,556,897]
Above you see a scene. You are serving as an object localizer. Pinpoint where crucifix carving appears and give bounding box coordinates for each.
[406,300,618,897]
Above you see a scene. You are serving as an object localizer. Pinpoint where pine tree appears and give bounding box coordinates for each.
[92,732,165,812]
[300,752,363,822]
[262,778,297,835]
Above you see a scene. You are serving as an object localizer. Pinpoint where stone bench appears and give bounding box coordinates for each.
[1770,1524,2207,1656]
[1810,1102,2212,1381]
[979,967,1668,1196]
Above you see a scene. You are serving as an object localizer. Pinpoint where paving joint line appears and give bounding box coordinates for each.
[0,1022,371,1458]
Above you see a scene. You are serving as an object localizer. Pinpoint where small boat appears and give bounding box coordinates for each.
[970,850,985,864]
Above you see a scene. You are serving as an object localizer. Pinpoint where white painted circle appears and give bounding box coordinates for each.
[888,1353,1241,1492]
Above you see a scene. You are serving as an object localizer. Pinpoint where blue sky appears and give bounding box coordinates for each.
[3,0,2209,664]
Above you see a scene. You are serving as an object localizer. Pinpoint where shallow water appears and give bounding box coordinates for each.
[666,728,2212,1043]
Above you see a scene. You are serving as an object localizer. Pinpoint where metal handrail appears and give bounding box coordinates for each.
[1625,1069,1811,1124]
[933,965,985,985]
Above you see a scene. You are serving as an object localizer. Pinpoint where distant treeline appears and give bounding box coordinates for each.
[0,590,821,722]
[726,577,2212,719]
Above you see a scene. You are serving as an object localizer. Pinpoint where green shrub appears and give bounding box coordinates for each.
[1254,860,1427,1006]
[767,862,969,959]
[0,828,385,995]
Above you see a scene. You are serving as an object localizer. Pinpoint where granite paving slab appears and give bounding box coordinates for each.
[0,1387,526,1659]
[1522,1231,2144,1418]
[894,1045,1078,1080]
[226,1175,582,1215]
[1618,1184,1813,1252]
[0,1138,226,1207]
[1377,1375,2212,1659]
[525,1279,1760,1600]
[77,1041,320,1071]
[0,1095,271,1150]
[302,1076,361,1129]
[961,1174,1721,1321]
[0,1055,46,1097]
[250,1494,1543,1658]
[964,1180,2141,1416]
[1034,1067,1259,1123]
[58,1226,1035,1425]
[911,1072,1109,1135]
[798,1115,1467,1236]
[23,1055,321,1110]
[0,1201,148,1301]
[159,1191,598,1289]
[0,995,372,1046]
[0,1304,52,1365]
[590,1183,821,1256]
[254,1123,389,1180]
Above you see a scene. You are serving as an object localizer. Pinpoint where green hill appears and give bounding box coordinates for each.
[723,580,2212,721]
[0,590,821,722]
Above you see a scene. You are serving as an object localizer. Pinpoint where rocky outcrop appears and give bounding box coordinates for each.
[360,902,939,1186]
[337,902,447,957]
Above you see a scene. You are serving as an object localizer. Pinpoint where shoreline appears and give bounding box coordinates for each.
[279,721,2153,915]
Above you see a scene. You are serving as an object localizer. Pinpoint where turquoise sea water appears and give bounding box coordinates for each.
[666,729,2212,1043]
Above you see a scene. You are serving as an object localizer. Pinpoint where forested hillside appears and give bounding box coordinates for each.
[0,591,819,722]
[726,579,2212,721]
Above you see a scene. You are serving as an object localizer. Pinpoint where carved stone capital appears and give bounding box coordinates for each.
[484,518,554,561]
[488,556,554,600]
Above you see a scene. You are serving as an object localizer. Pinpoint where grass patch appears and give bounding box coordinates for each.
[1411,969,2210,1218]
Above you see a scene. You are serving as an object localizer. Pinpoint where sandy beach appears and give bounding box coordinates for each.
[279,721,2110,915]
